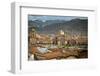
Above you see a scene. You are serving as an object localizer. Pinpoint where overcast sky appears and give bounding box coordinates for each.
[28,15,87,22]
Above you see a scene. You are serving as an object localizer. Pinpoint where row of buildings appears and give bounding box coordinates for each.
[28,28,87,47]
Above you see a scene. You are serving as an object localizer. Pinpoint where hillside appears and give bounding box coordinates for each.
[28,18,88,35]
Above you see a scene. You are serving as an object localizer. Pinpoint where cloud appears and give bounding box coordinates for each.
[28,15,87,21]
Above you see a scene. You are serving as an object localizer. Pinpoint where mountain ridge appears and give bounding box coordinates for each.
[28,18,88,35]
